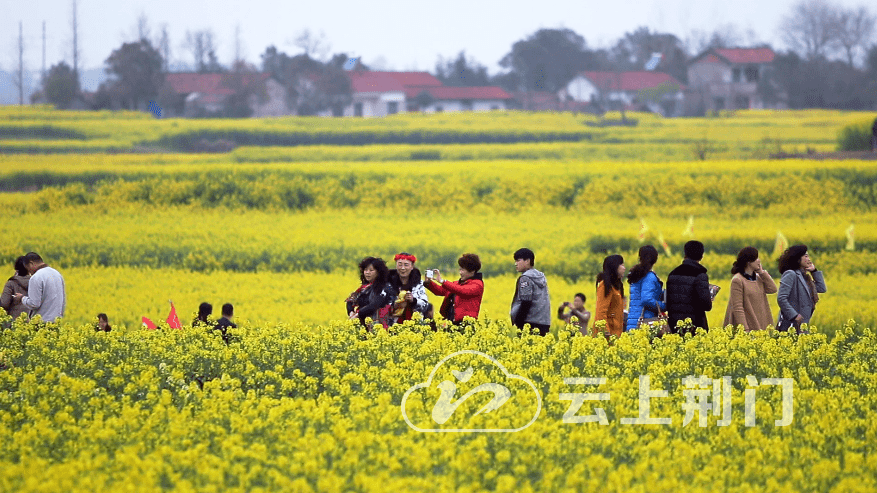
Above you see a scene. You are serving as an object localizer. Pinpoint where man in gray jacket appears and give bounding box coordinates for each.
[13,252,66,322]
[510,248,552,336]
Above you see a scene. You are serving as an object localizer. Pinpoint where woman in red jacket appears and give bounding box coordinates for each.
[425,253,484,325]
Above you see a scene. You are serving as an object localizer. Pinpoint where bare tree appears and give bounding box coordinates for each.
[158,24,170,72]
[184,29,221,72]
[184,30,204,71]
[136,12,151,42]
[836,6,875,67]
[686,24,743,54]
[293,29,330,60]
[780,0,842,60]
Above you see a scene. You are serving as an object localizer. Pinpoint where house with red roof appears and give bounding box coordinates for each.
[561,71,685,116]
[163,72,290,117]
[686,47,786,113]
[405,85,513,113]
[343,70,512,116]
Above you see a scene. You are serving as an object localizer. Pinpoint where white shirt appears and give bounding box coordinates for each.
[22,265,66,322]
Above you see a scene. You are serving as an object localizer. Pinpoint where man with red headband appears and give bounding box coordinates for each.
[388,252,430,324]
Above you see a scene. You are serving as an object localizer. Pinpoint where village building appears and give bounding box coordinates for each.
[686,47,786,113]
[560,71,686,116]
[342,71,511,117]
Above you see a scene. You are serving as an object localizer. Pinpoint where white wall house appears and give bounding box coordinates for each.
[342,71,511,117]
[406,86,512,113]
[342,71,440,117]
[348,90,406,117]
[561,71,685,117]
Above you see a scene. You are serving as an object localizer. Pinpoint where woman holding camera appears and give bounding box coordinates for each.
[424,253,484,325]
[558,293,590,335]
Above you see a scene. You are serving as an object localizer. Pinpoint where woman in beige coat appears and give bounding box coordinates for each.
[724,247,777,331]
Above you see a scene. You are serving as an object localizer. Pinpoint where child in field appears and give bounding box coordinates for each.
[95,313,112,332]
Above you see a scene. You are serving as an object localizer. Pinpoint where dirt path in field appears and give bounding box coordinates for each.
[771,150,877,160]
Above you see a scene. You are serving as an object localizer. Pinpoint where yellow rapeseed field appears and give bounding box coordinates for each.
[1,107,876,491]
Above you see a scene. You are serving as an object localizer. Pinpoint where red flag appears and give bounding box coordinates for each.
[142,316,157,330]
[166,301,182,329]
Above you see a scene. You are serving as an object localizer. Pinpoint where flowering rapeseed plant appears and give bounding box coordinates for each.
[0,316,874,491]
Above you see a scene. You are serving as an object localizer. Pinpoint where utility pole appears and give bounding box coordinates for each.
[71,0,80,87]
[16,21,25,105]
[42,21,46,82]
[234,24,242,70]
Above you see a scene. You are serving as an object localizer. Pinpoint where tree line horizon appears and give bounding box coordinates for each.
[19,0,877,114]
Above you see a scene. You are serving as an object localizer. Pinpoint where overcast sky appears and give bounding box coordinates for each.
[2,0,873,78]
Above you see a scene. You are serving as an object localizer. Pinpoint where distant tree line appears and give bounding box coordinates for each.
[32,0,877,114]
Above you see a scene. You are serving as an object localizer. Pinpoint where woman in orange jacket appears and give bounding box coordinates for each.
[594,255,626,339]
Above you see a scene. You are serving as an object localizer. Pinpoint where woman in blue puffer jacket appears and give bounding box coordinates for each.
[626,245,666,332]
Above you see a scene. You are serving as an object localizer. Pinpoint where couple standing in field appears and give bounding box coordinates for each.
[1,252,65,324]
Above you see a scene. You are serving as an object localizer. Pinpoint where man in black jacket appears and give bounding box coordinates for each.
[666,241,713,335]
[214,303,237,344]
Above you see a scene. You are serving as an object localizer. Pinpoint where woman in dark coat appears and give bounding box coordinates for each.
[0,256,30,320]
[346,257,396,328]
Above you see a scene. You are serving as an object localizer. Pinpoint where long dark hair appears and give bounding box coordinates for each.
[778,245,808,274]
[732,246,759,275]
[13,256,27,277]
[627,245,658,284]
[358,256,389,285]
[596,254,624,297]
[195,302,212,324]
[96,313,112,331]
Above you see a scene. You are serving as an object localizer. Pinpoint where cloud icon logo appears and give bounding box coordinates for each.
[401,350,542,432]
